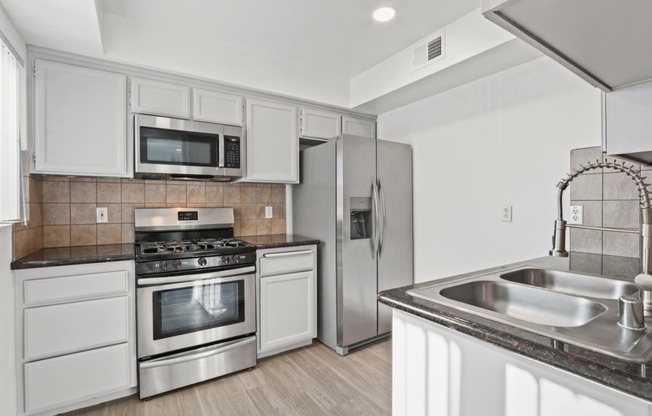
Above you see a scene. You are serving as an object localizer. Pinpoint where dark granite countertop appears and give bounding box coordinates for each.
[379,253,652,403]
[11,244,135,270]
[240,234,320,249]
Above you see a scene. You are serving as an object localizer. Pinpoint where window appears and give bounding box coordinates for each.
[0,37,22,221]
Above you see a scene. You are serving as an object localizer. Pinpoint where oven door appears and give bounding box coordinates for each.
[137,266,255,358]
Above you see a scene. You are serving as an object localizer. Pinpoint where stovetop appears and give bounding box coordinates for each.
[136,238,256,261]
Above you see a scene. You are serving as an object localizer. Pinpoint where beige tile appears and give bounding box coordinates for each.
[29,177,43,204]
[28,203,43,228]
[121,204,144,224]
[224,185,241,203]
[240,186,257,204]
[70,177,97,183]
[96,177,122,183]
[272,203,286,219]
[102,203,122,223]
[43,204,70,225]
[71,203,97,225]
[167,203,187,208]
[71,224,97,246]
[240,220,257,236]
[121,223,135,243]
[272,219,286,234]
[70,181,97,203]
[42,181,70,203]
[256,219,272,235]
[42,175,70,182]
[97,224,122,245]
[122,182,145,203]
[271,186,285,203]
[234,220,242,237]
[144,183,166,203]
[187,183,206,205]
[13,230,29,260]
[97,182,122,203]
[166,184,187,204]
[256,185,272,203]
[241,204,257,220]
[122,178,144,184]
[28,227,44,254]
[43,225,70,248]
[206,184,224,206]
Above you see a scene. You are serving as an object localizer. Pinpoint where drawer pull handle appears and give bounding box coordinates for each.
[262,250,314,258]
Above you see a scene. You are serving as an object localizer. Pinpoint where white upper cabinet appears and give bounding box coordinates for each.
[33,59,129,177]
[300,108,341,140]
[244,98,298,183]
[603,81,652,165]
[130,77,191,119]
[342,115,376,138]
[193,88,243,126]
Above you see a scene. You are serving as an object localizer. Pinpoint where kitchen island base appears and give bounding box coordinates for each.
[393,309,651,416]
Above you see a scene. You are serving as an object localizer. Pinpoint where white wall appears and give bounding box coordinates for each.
[377,57,601,283]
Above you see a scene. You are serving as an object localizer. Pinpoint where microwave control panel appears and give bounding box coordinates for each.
[224,136,241,169]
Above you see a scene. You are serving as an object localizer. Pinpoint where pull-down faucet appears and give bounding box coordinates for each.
[550,159,652,314]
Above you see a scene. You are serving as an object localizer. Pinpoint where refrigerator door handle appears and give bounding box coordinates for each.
[378,178,387,257]
[371,179,380,259]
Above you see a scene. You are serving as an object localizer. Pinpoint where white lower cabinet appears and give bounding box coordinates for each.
[257,245,317,358]
[15,261,136,416]
[392,309,651,416]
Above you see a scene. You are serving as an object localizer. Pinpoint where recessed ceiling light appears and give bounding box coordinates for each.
[373,7,396,23]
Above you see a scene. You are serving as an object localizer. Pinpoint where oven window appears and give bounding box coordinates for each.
[152,280,245,340]
[140,127,218,167]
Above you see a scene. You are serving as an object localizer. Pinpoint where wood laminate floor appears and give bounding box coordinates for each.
[63,338,392,416]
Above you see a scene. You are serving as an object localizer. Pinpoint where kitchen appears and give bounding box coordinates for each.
[1,0,652,415]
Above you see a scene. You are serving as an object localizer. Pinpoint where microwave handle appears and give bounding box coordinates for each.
[218,134,225,168]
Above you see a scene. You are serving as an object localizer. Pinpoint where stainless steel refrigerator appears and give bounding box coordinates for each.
[292,133,413,355]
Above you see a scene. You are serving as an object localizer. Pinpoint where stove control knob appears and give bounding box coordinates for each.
[198,257,207,267]
[223,256,231,264]
[159,260,168,270]
[172,260,182,269]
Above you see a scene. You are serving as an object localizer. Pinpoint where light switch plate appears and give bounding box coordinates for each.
[265,206,273,219]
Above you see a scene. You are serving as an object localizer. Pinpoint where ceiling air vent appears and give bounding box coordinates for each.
[413,32,445,70]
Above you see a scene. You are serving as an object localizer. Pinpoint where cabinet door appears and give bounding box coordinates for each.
[193,88,243,125]
[300,108,341,139]
[342,115,376,138]
[24,343,131,414]
[34,60,128,177]
[130,77,190,119]
[259,270,316,354]
[604,81,652,163]
[245,98,298,183]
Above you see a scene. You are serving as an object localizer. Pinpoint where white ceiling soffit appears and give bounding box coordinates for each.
[0,0,104,57]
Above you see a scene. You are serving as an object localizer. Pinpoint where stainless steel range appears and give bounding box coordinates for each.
[134,208,257,399]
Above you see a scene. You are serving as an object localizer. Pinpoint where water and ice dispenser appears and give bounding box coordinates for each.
[350,197,373,240]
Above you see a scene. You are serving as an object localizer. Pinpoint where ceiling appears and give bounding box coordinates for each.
[0,0,481,108]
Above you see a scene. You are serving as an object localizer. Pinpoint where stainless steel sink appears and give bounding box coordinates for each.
[407,266,652,362]
[440,281,605,327]
[500,268,638,299]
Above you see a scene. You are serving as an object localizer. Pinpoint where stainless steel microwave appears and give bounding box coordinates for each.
[134,114,244,181]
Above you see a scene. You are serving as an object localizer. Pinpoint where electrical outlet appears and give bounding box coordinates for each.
[502,205,512,222]
[96,207,108,223]
[569,205,583,225]
[265,206,273,219]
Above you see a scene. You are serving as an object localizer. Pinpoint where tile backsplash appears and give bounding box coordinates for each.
[569,146,651,258]
[13,176,286,260]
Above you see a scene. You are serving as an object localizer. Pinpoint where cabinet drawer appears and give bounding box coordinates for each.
[23,270,128,305]
[25,297,129,360]
[259,249,315,277]
[24,343,130,414]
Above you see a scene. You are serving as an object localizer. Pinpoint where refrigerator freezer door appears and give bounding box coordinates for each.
[376,140,413,335]
[338,134,379,347]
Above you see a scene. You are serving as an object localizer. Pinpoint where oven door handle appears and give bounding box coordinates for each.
[137,265,255,286]
[262,249,314,258]
[139,336,255,369]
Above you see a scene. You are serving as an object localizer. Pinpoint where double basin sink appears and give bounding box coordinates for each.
[408,267,652,362]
